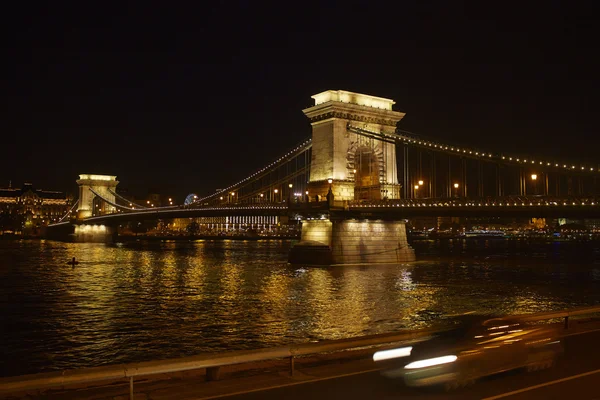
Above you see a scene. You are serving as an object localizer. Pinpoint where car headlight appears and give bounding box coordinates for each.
[373,346,412,362]
[404,355,458,369]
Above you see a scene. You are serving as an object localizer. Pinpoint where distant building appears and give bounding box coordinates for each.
[0,182,72,234]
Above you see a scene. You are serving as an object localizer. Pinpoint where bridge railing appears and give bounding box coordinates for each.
[2,305,600,399]
[348,195,600,208]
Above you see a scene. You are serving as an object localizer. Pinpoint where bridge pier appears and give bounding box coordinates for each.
[72,224,116,243]
[289,219,415,265]
[45,223,116,242]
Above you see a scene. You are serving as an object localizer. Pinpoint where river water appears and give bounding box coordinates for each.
[1,238,600,377]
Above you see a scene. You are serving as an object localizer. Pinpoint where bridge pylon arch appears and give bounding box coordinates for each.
[75,174,119,219]
[303,90,405,201]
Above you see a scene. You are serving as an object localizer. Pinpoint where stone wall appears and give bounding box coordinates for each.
[300,220,333,246]
[291,219,415,265]
[330,220,415,264]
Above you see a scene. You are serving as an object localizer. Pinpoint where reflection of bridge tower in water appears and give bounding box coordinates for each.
[303,90,405,201]
[291,90,415,265]
[76,174,119,219]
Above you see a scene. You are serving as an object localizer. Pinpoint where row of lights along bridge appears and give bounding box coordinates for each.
[412,174,541,199]
[217,182,312,204]
[210,173,543,205]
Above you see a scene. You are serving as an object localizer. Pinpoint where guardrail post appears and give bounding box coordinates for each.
[129,377,133,400]
[289,356,295,376]
[564,316,569,329]
[206,366,221,381]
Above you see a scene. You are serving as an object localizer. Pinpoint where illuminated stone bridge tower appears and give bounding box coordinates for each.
[76,174,119,219]
[303,90,405,201]
[290,90,415,265]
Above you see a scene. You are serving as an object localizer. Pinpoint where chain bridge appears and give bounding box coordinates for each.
[47,90,600,265]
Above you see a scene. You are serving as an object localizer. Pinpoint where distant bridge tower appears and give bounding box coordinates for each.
[303,90,405,201]
[76,174,119,219]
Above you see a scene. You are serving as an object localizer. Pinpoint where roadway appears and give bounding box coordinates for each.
[6,325,600,399]
[218,329,600,400]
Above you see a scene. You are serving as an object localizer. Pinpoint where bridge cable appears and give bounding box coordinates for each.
[89,188,179,213]
[195,137,313,204]
[106,189,149,209]
[57,199,79,223]
[88,188,138,211]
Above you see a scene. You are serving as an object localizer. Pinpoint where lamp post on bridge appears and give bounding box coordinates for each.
[531,174,538,195]
[453,183,459,198]
[327,179,333,205]
[274,189,279,203]
[414,185,420,199]
[288,183,293,203]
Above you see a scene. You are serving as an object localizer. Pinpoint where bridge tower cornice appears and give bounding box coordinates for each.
[303,101,405,129]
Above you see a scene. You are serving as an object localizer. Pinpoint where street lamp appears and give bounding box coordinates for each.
[418,180,424,186]
[453,183,459,197]
[260,193,264,203]
[531,174,538,195]
[274,189,279,202]
[414,184,420,199]
[288,183,293,202]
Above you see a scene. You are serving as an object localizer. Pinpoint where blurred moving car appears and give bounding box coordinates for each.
[374,314,563,390]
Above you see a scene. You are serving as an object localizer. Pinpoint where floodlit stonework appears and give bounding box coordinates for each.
[290,219,415,265]
[289,91,415,266]
[76,174,119,219]
[303,90,405,201]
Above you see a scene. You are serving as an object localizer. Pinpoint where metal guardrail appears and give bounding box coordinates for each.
[2,305,600,399]
[0,327,442,398]
[499,305,600,328]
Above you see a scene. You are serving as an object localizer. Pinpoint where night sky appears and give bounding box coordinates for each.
[2,1,599,201]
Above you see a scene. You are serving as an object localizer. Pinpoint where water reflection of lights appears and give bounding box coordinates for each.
[307,268,372,339]
[295,268,308,275]
[7,240,598,376]
[396,269,415,291]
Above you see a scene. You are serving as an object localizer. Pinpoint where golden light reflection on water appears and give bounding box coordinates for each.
[3,239,600,376]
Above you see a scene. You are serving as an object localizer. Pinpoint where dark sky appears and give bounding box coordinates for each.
[1,1,599,201]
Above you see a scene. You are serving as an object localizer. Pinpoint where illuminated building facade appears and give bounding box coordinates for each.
[0,183,72,233]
